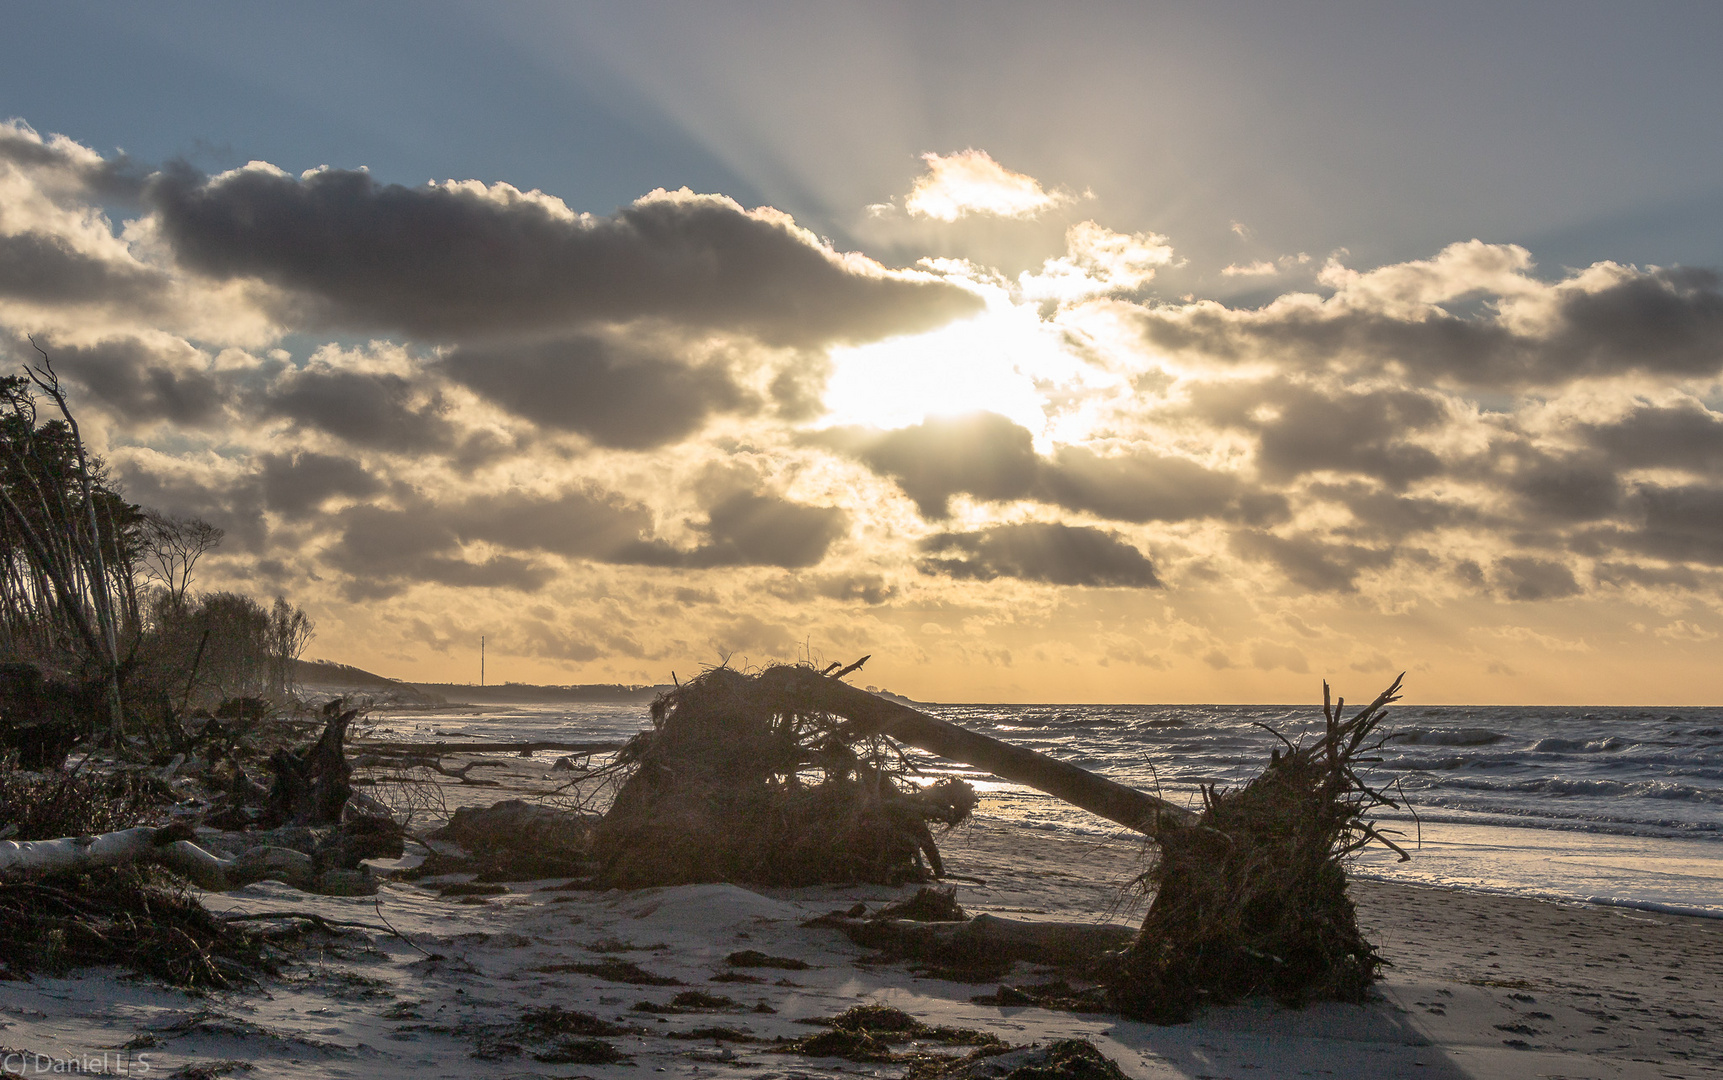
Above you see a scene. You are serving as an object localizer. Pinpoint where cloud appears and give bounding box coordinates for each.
[323,486,658,597]
[820,412,1282,527]
[258,451,382,514]
[1131,243,1723,388]
[36,336,230,427]
[1616,484,1723,566]
[1037,444,1278,525]
[147,165,980,346]
[904,150,1071,221]
[1504,452,1622,523]
[1021,221,1174,301]
[919,522,1161,587]
[1579,401,1723,472]
[1189,379,1447,488]
[0,232,168,309]
[613,492,848,569]
[1250,641,1310,673]
[441,336,749,449]
[816,413,1039,518]
[1229,530,1394,593]
[1221,261,1278,277]
[1491,556,1582,601]
[0,119,146,201]
[261,365,456,452]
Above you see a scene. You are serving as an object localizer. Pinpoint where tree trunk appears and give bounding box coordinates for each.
[0,825,318,891]
[764,666,1194,832]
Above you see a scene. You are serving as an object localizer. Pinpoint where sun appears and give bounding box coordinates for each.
[820,295,1091,436]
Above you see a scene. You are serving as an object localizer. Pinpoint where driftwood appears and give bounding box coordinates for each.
[351,739,622,756]
[595,667,979,887]
[0,823,386,895]
[262,703,355,826]
[0,824,316,890]
[1106,677,1407,1021]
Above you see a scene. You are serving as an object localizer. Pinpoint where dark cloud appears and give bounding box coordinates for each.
[0,233,166,308]
[613,492,847,569]
[324,486,654,597]
[1230,530,1394,592]
[1548,268,1723,381]
[1492,556,1582,601]
[110,461,268,553]
[442,337,748,449]
[1617,484,1723,566]
[448,488,655,558]
[261,368,456,452]
[41,337,228,427]
[821,413,1284,527]
[1504,452,1622,523]
[326,502,553,599]
[1036,445,1277,523]
[1580,402,1723,472]
[0,124,146,200]
[258,452,383,515]
[1133,266,1723,388]
[1190,380,1446,488]
[815,413,1038,518]
[147,164,980,345]
[1592,561,1706,590]
[1309,482,1476,540]
[919,522,1161,587]
[814,574,896,605]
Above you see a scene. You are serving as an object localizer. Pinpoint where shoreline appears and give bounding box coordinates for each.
[2,820,1718,1078]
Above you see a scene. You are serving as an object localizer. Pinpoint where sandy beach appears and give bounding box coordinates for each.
[1,816,1717,1079]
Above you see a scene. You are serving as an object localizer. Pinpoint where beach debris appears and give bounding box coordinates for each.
[0,868,272,988]
[0,662,98,769]
[874,884,967,922]
[586,661,1196,888]
[779,1003,1004,1066]
[813,909,1137,982]
[589,664,976,887]
[631,990,745,1013]
[1105,676,1408,1021]
[409,798,595,881]
[429,797,592,852]
[906,1038,1129,1079]
[725,949,810,969]
[534,957,683,985]
[259,701,355,826]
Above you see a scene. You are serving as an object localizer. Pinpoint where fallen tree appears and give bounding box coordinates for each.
[0,824,318,891]
[1106,676,1408,1021]
[587,662,1195,888]
[583,660,1409,1020]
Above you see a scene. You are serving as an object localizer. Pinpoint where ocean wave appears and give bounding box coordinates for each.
[1432,775,1723,804]
[1390,727,1505,746]
[1584,896,1723,920]
[1528,735,1628,753]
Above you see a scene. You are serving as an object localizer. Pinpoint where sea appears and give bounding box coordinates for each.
[365,698,1723,919]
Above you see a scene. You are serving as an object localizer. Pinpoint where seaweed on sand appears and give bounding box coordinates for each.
[1106,676,1409,1022]
[0,867,272,988]
[589,665,975,888]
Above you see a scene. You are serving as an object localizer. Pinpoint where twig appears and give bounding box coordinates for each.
[219,910,390,934]
[373,897,433,956]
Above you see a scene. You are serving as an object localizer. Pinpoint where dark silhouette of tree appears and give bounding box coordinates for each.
[140,511,224,609]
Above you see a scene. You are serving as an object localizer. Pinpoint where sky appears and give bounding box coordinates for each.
[3,1,1723,703]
